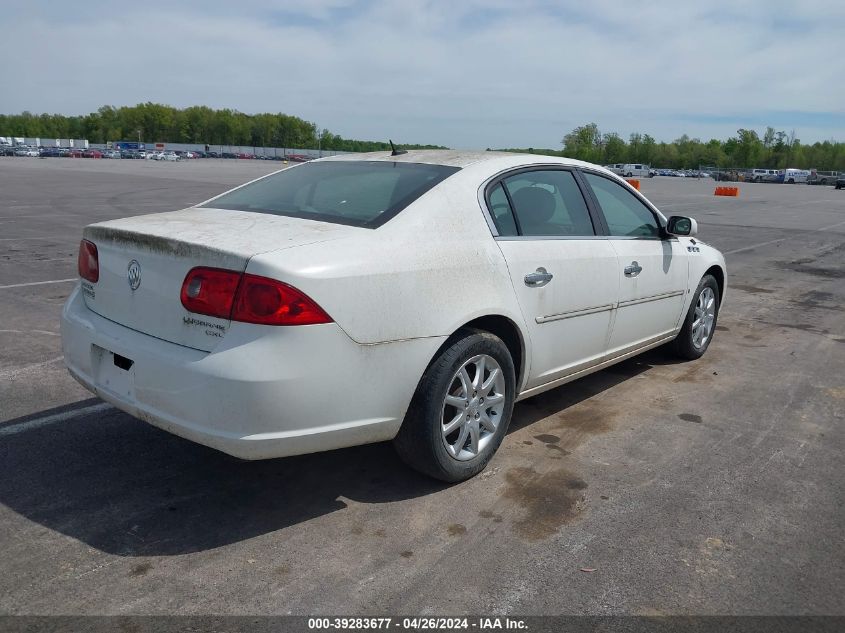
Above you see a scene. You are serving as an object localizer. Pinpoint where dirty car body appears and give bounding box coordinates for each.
[61,151,727,481]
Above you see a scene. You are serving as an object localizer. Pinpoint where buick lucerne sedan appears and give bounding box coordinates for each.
[61,151,726,482]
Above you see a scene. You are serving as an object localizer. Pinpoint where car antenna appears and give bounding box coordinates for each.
[389,140,407,156]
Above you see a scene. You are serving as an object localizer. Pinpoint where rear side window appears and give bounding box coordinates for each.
[500,170,595,237]
[583,172,660,238]
[488,183,518,236]
[202,161,460,228]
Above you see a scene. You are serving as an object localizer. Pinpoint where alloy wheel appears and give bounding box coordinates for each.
[692,287,716,349]
[440,354,506,461]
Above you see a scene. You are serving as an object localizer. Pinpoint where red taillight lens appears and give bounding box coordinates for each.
[180,267,241,319]
[232,274,333,325]
[77,239,99,282]
[180,268,332,326]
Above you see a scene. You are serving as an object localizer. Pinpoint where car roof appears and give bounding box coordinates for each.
[318,149,598,170]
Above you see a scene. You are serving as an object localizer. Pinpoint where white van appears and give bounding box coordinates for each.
[621,164,652,177]
[783,168,810,184]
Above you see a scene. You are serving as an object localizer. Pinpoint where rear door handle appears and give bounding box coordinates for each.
[524,267,553,287]
[624,261,643,277]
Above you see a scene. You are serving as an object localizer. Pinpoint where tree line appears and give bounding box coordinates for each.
[0,103,445,152]
[499,122,844,171]
[2,105,842,169]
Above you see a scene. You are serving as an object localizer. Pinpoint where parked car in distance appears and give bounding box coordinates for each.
[62,150,727,482]
[807,170,839,185]
[835,173,845,189]
[713,169,744,182]
[82,149,103,159]
[604,163,625,175]
[102,150,121,159]
[749,168,768,182]
[160,151,180,161]
[39,148,63,158]
[750,168,780,183]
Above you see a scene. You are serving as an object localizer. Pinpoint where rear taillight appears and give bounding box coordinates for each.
[232,274,333,325]
[180,268,332,326]
[180,267,241,320]
[77,239,99,282]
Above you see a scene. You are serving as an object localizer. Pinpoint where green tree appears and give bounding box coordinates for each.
[562,123,602,162]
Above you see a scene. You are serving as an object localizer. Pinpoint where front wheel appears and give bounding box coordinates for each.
[672,275,720,360]
[393,329,516,482]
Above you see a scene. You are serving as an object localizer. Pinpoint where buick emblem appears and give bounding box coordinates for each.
[127,259,142,291]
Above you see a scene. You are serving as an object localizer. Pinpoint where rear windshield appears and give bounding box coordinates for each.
[201,161,461,228]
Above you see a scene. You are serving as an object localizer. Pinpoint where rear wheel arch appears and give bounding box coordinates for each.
[417,315,526,395]
[459,315,526,390]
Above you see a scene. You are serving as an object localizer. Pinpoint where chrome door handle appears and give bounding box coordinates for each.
[524,267,553,287]
[624,261,643,277]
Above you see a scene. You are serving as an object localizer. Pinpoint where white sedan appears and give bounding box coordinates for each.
[61,151,726,482]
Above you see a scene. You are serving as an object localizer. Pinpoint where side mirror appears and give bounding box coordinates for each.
[666,215,698,237]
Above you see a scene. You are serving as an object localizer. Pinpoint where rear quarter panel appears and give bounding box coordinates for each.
[244,166,529,347]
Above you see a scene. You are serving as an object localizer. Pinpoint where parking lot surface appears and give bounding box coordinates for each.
[1,158,843,615]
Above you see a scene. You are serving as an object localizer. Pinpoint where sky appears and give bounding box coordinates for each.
[2,0,844,148]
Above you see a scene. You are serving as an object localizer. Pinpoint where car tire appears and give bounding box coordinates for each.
[672,274,720,361]
[393,329,516,483]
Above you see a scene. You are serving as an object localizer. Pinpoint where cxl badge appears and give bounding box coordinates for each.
[127,259,142,291]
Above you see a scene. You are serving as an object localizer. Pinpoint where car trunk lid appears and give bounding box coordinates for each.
[82,207,353,352]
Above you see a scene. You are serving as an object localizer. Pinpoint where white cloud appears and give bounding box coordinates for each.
[1,0,843,147]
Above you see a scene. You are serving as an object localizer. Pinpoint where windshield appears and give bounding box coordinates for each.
[201,160,460,228]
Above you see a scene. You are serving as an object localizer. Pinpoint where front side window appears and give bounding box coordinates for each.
[202,161,460,228]
[495,170,595,237]
[583,172,660,238]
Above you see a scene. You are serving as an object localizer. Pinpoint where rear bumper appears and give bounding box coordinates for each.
[60,286,442,459]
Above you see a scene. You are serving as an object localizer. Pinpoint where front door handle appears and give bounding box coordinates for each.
[624,261,643,277]
[524,267,553,287]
